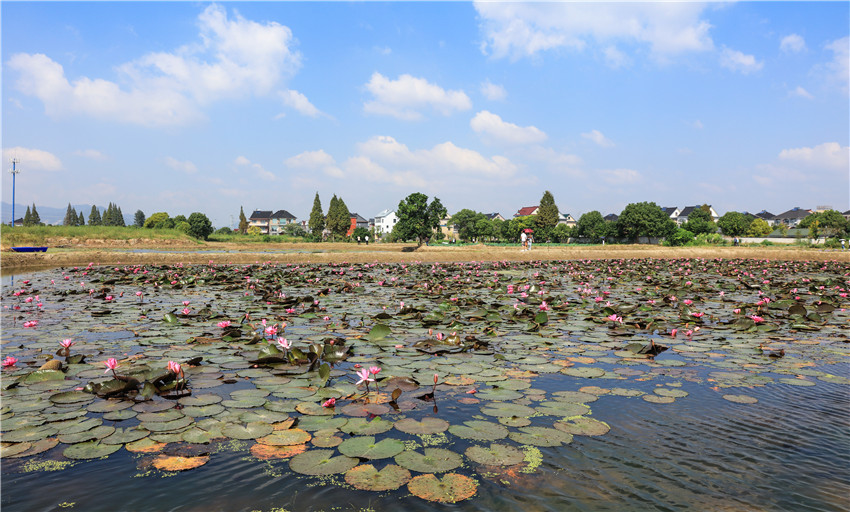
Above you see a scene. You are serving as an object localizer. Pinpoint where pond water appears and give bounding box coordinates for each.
[1,259,848,511]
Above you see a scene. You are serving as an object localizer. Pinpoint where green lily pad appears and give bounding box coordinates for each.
[722,394,758,404]
[449,420,508,441]
[339,436,405,460]
[257,428,311,446]
[464,443,525,466]
[554,417,611,436]
[221,422,274,440]
[49,391,94,404]
[480,403,536,418]
[102,427,150,445]
[59,425,115,444]
[339,417,394,436]
[3,424,59,443]
[288,449,358,476]
[63,440,122,460]
[395,447,463,473]
[508,426,573,446]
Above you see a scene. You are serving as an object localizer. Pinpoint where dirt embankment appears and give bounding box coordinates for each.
[2,241,848,272]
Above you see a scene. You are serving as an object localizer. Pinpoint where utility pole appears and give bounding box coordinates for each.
[9,157,20,227]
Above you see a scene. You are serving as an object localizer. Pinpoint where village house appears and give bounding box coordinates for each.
[249,209,297,235]
[774,207,812,227]
[676,205,719,225]
[373,209,398,237]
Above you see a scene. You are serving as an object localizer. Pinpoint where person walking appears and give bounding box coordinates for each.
[520,231,527,251]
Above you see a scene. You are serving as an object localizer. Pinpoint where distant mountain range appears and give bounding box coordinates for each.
[1,202,131,226]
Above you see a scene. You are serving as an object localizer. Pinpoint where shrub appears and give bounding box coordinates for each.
[668,228,695,247]
[175,221,191,234]
[695,233,726,245]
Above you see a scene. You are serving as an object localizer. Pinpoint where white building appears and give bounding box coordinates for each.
[374,209,398,236]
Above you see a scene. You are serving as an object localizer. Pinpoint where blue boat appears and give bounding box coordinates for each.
[11,247,47,253]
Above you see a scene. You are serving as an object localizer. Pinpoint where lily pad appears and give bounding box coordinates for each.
[395,447,463,473]
[221,422,274,440]
[554,417,611,436]
[63,440,122,460]
[345,463,412,491]
[508,426,573,446]
[250,443,307,460]
[289,449,358,475]
[339,417,394,436]
[407,473,478,503]
[153,455,210,471]
[465,443,525,466]
[394,417,449,435]
[448,420,508,441]
[338,436,405,460]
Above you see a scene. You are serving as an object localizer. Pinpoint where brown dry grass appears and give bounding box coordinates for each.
[2,241,847,272]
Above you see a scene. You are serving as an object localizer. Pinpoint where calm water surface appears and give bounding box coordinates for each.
[1,265,848,512]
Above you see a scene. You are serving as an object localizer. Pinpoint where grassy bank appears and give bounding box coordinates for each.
[1,225,196,248]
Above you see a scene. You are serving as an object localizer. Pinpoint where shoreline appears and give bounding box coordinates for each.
[3,242,848,272]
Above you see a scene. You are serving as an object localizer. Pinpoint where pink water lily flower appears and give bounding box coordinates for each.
[182,308,191,315]
[277,337,291,350]
[218,320,232,329]
[369,366,381,376]
[606,314,623,323]
[750,315,764,323]
[356,368,374,385]
[322,398,336,408]
[3,356,17,368]
[23,320,38,328]
[167,361,182,374]
[60,339,75,349]
[104,358,118,375]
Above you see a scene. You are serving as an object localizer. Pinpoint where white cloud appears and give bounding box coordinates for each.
[279,89,321,117]
[345,135,518,186]
[2,146,62,171]
[234,155,276,181]
[523,146,584,178]
[285,149,343,178]
[164,156,198,174]
[691,120,704,130]
[470,111,547,145]
[779,142,849,171]
[475,2,714,61]
[363,72,472,120]
[824,37,849,92]
[603,45,630,69]
[790,86,813,100]
[6,5,300,126]
[600,168,641,185]
[480,80,507,101]
[780,34,806,54]
[581,129,614,148]
[720,47,763,74]
[74,149,107,161]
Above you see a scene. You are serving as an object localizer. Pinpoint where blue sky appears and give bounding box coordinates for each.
[2,2,848,229]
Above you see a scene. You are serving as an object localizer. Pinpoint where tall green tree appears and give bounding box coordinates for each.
[134,210,146,228]
[800,210,849,239]
[326,195,351,241]
[89,205,102,226]
[576,211,606,242]
[77,209,85,226]
[30,204,41,225]
[116,206,125,226]
[682,205,716,235]
[308,192,325,236]
[238,206,248,234]
[23,206,32,226]
[395,193,447,245]
[535,190,559,239]
[449,209,485,241]
[616,202,676,242]
[716,212,752,237]
[63,203,77,226]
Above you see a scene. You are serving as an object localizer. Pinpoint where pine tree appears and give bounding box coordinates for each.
[77,210,85,226]
[116,206,125,226]
[64,203,76,226]
[238,206,248,234]
[326,195,339,241]
[308,192,325,236]
[23,206,32,226]
[89,205,102,226]
[134,210,146,228]
[30,204,41,225]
